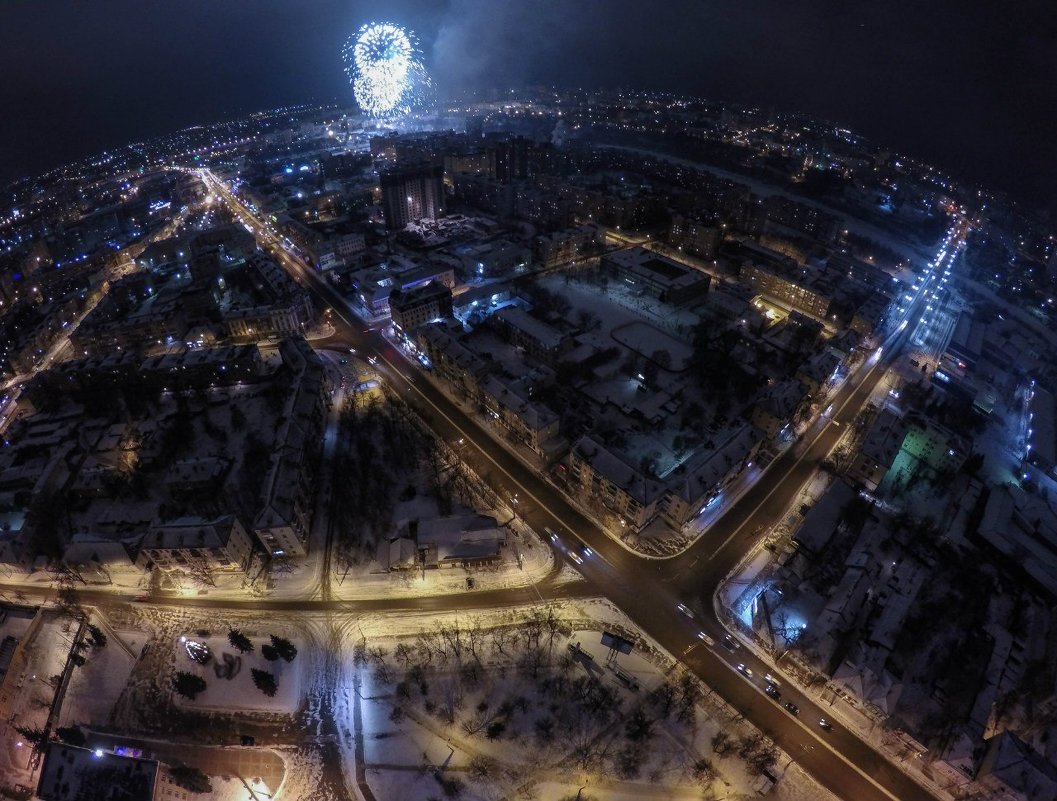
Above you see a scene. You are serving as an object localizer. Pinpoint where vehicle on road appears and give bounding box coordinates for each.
[722,634,740,652]
[544,527,559,542]
[784,702,800,716]
[765,684,781,701]
[133,594,149,602]
[581,544,594,557]
[818,718,833,731]
[677,603,694,618]
[736,663,753,678]
[697,631,714,646]
[568,551,583,565]
[764,673,781,687]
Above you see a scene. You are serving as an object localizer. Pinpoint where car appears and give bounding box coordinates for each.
[764,684,781,701]
[676,603,694,618]
[818,718,833,731]
[784,702,800,716]
[367,355,377,365]
[736,663,753,678]
[339,358,347,365]
[764,673,781,687]
[697,631,714,646]
[568,551,584,565]
[544,527,559,543]
[133,594,149,602]
[722,635,740,653]
[582,545,594,557]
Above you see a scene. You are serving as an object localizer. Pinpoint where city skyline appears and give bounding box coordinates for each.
[2,1,1056,209]
[2,5,1057,801]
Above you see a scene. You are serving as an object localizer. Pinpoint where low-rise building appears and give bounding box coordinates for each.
[389,282,453,335]
[603,247,711,306]
[795,348,843,395]
[62,537,145,583]
[479,374,561,457]
[741,261,831,320]
[252,338,329,558]
[847,409,906,491]
[668,214,720,258]
[416,322,494,397]
[37,743,160,801]
[493,307,568,364]
[662,424,760,528]
[416,514,507,568]
[532,224,604,267]
[567,435,666,531]
[751,380,808,438]
[973,731,1057,801]
[141,513,254,579]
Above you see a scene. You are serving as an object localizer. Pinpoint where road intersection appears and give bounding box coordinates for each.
[71,168,958,801]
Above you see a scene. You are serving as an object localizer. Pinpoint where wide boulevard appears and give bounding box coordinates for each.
[76,168,958,801]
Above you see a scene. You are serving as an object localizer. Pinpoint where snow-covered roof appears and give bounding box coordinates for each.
[494,307,565,351]
[144,514,240,551]
[792,480,857,557]
[571,435,666,506]
[859,408,907,468]
[977,731,1057,801]
[37,743,159,801]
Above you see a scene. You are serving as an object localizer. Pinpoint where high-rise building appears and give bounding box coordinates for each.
[492,136,531,183]
[380,163,446,231]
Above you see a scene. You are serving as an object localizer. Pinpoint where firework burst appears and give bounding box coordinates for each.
[343,22,432,118]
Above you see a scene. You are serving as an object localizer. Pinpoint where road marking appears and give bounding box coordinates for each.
[707,349,889,562]
[213,175,939,801]
[209,174,590,568]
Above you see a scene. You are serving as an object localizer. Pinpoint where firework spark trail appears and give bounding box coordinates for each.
[342,22,432,118]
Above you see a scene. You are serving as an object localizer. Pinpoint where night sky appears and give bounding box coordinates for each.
[2,0,1055,209]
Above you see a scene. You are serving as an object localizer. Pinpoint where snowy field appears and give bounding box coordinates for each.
[59,624,143,729]
[341,598,837,801]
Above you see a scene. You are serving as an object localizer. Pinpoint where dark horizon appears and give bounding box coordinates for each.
[3,0,1055,211]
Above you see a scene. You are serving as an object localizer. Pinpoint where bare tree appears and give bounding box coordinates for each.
[438,622,464,663]
[489,626,512,658]
[393,642,414,669]
[369,646,393,684]
[465,618,485,664]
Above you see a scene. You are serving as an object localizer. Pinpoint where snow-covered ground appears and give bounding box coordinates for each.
[339,598,836,801]
[58,623,142,729]
[171,634,305,714]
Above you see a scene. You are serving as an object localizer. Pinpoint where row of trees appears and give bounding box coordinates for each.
[355,612,746,792]
[332,395,431,566]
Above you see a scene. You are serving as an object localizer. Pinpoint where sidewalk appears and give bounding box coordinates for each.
[84,730,285,795]
[714,514,958,801]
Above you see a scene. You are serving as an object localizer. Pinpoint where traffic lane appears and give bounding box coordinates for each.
[209,177,941,801]
[683,631,929,801]
[0,573,598,615]
[620,595,925,801]
[673,341,898,597]
[363,342,650,582]
[671,345,887,575]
